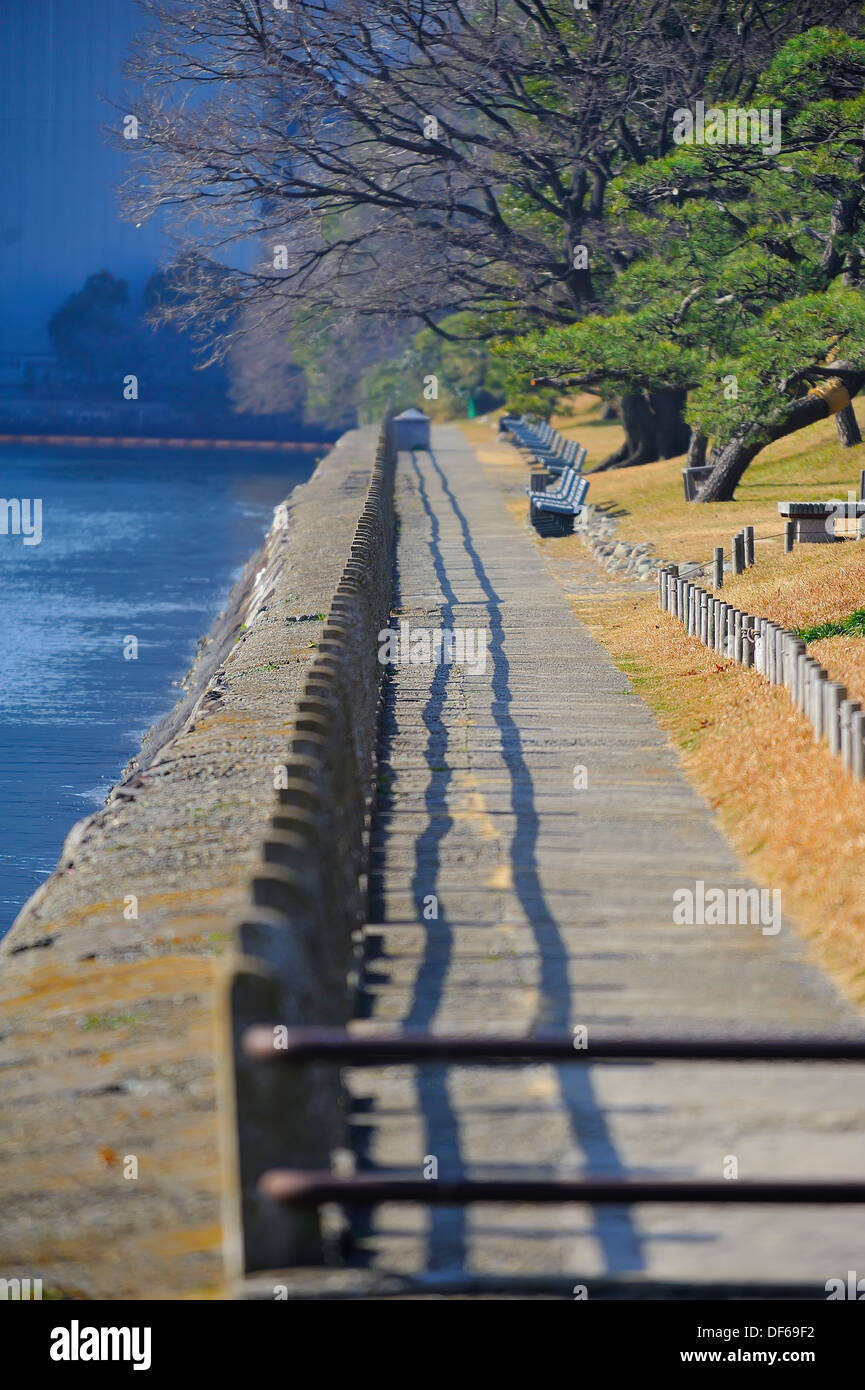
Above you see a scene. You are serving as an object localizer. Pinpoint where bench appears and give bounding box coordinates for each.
[531,437,579,470]
[547,443,587,476]
[777,501,865,543]
[526,470,590,535]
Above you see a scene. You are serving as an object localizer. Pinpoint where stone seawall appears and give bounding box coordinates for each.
[0,424,384,1300]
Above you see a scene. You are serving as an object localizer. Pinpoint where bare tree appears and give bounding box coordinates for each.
[122,0,860,451]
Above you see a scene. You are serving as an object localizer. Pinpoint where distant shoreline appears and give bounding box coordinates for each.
[0,433,327,451]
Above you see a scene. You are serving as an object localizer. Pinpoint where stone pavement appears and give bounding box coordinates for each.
[347,426,865,1293]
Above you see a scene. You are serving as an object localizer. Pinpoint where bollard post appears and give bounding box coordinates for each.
[840,700,862,773]
[732,533,744,575]
[718,603,728,656]
[733,609,743,663]
[700,590,709,645]
[852,711,865,782]
[712,547,724,589]
[796,652,809,711]
[788,639,805,697]
[784,520,796,554]
[745,526,755,567]
[824,683,846,757]
[726,607,735,659]
[706,595,715,649]
[810,668,828,740]
[742,616,754,668]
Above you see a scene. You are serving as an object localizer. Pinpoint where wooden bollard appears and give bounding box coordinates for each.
[852,711,865,782]
[713,547,724,589]
[840,699,862,773]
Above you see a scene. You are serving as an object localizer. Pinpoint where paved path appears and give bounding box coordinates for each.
[347,427,865,1294]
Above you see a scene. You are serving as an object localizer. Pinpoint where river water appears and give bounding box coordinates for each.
[0,444,317,935]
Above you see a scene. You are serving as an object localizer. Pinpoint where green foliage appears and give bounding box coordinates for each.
[356,314,508,422]
[498,28,865,458]
[796,608,865,642]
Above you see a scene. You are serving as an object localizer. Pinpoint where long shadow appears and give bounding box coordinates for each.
[397,450,467,1271]
[409,441,645,1273]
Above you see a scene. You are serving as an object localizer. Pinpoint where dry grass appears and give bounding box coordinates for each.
[583,413,865,561]
[581,593,865,1006]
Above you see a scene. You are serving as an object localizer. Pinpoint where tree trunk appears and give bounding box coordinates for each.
[594,389,688,470]
[686,429,708,469]
[650,388,691,457]
[836,403,862,447]
[697,381,865,502]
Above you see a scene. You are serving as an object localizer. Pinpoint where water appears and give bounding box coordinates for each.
[0,444,317,935]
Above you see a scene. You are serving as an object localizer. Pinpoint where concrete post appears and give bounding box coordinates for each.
[810,668,828,740]
[840,699,862,773]
[733,609,743,663]
[796,653,809,711]
[744,526,755,567]
[824,682,846,756]
[742,616,755,668]
[713,547,724,589]
[852,711,865,782]
[732,533,744,575]
[767,625,778,683]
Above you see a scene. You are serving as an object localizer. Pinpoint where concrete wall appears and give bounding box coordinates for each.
[0,423,391,1299]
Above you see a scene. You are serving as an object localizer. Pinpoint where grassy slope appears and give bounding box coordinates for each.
[555,397,865,704]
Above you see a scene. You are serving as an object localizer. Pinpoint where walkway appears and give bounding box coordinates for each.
[347,426,865,1293]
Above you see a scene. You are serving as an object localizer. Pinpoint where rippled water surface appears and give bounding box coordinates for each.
[0,445,316,934]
